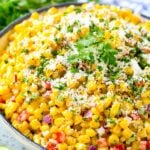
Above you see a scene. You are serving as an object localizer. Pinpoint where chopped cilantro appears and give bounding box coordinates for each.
[54,83,66,90]
[107,118,116,125]
[21,49,29,54]
[28,65,36,70]
[67,25,73,32]
[74,7,82,13]
[4,60,8,64]
[98,42,117,66]
[97,65,103,71]
[51,50,58,56]
[125,32,133,38]
[70,67,78,73]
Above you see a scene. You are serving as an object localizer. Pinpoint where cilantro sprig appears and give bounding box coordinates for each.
[68,23,118,67]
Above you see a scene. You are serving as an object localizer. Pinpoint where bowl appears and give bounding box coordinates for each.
[0,2,149,150]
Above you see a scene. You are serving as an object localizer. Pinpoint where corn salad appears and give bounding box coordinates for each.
[0,3,150,150]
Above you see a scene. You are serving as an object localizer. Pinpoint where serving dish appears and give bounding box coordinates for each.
[0,3,149,149]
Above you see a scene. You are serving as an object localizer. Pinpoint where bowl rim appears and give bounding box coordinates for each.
[0,2,149,150]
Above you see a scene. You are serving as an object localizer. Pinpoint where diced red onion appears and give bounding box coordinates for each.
[89,145,97,150]
[83,110,92,118]
[43,114,52,124]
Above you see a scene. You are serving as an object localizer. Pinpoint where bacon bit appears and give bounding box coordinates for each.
[46,142,58,150]
[18,110,29,122]
[147,141,150,149]
[141,47,150,54]
[135,80,145,87]
[98,138,107,148]
[55,132,65,143]
[14,74,18,82]
[130,112,140,120]
[139,141,147,150]
[0,97,5,103]
[45,81,51,90]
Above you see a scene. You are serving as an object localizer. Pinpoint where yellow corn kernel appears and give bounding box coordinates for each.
[26,105,35,114]
[132,141,139,150]
[112,125,121,135]
[110,102,120,117]
[124,66,133,75]
[122,128,132,139]
[0,86,10,95]
[50,126,58,134]
[33,134,41,144]
[145,121,150,135]
[104,96,113,108]
[40,124,49,132]
[105,31,111,39]
[89,121,100,128]
[54,117,65,126]
[107,83,115,92]
[64,126,74,136]
[87,81,97,94]
[119,118,129,129]
[57,143,68,150]
[31,12,39,19]
[40,103,49,112]
[68,80,80,89]
[62,110,73,119]
[5,102,18,119]
[50,107,59,116]
[48,7,58,14]
[15,94,24,104]
[30,119,41,130]
[78,135,90,143]
[68,146,75,150]
[74,115,82,125]
[91,107,99,115]
[66,5,75,13]
[108,134,119,144]
[75,143,87,150]
[86,129,96,137]
[34,109,42,120]
[119,82,128,92]
[66,136,76,145]
[0,102,5,110]
[138,128,147,138]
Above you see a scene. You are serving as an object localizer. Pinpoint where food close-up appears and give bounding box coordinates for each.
[0,2,150,150]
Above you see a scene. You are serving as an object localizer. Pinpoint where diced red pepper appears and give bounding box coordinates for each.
[55,132,65,143]
[45,81,51,90]
[46,142,58,150]
[18,110,29,122]
[112,144,125,150]
[147,140,150,149]
[98,138,107,147]
[0,97,5,103]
